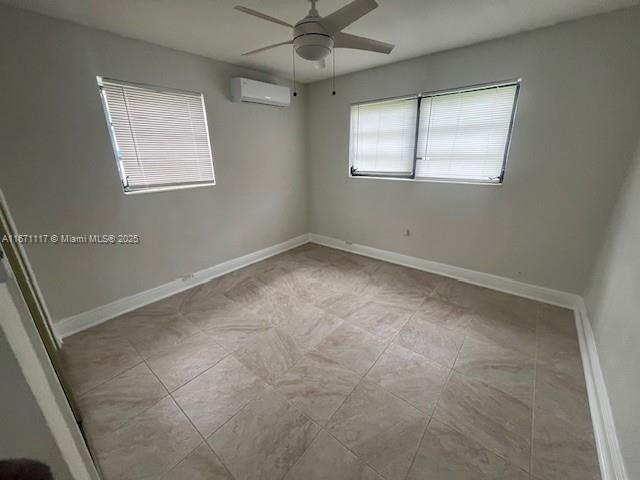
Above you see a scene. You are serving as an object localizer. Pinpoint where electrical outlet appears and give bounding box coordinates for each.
[345,240,353,246]
[181,273,195,281]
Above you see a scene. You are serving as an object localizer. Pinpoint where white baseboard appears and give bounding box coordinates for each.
[575,300,628,480]
[56,231,581,337]
[308,233,580,309]
[55,234,310,339]
[57,231,579,339]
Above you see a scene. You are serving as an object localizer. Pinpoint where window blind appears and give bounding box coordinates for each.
[415,85,518,182]
[349,97,418,176]
[98,77,215,193]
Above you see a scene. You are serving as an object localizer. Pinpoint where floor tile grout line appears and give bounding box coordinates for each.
[80,354,206,480]
[86,314,170,392]
[272,295,436,434]
[277,418,324,480]
[141,356,240,480]
[75,358,146,399]
[447,367,534,411]
[530,307,541,476]
[430,413,532,477]
[430,336,463,417]
[382,330,457,372]
[428,280,540,335]
[441,295,540,406]
[323,305,417,427]
[429,345,534,477]
[268,314,429,423]
[402,345,460,480]
[428,410,532,478]
[201,377,272,441]
[203,382,322,480]
[402,367,450,480]
[176,419,237,480]
[367,375,437,417]
[357,319,448,415]
[73,330,177,447]
[318,426,390,480]
[76,364,173,454]
[314,309,425,480]
[288,265,529,476]
[139,357,220,479]
[66,312,158,398]
[198,442,238,480]
[81,313,234,398]
[183,414,239,480]
[402,413,433,480]
[279,428,325,480]
[163,349,235,394]
[181,256,394,446]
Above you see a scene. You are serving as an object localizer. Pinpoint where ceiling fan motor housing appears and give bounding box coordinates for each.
[293,18,334,61]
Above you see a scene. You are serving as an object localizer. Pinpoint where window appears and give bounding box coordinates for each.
[98,77,215,194]
[349,97,418,177]
[349,81,519,184]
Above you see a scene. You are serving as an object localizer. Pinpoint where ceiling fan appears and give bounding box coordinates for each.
[235,0,394,69]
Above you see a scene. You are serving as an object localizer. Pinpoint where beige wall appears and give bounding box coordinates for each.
[307,7,640,294]
[584,137,640,478]
[0,6,308,321]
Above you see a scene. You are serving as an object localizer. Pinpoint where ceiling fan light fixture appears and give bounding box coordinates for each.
[293,33,333,61]
[296,44,331,61]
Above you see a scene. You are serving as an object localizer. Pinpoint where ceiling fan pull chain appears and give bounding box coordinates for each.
[332,49,336,95]
[292,45,298,97]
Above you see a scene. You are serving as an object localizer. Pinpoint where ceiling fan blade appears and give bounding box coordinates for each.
[234,6,293,28]
[320,0,378,34]
[333,32,394,54]
[314,59,327,70]
[241,40,293,56]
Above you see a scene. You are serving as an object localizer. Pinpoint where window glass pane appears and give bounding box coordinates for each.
[350,97,418,175]
[416,85,517,182]
[98,78,215,193]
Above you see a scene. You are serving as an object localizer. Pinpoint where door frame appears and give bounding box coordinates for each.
[0,188,100,479]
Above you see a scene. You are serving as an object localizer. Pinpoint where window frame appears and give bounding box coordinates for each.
[348,79,521,185]
[97,76,216,195]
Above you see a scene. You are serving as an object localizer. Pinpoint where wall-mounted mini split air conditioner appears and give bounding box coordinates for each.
[230,77,291,107]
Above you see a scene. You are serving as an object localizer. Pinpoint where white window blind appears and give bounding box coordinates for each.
[416,84,518,182]
[98,77,215,193]
[349,97,418,176]
[349,82,519,183]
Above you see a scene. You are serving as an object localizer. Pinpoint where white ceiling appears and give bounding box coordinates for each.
[3,0,638,82]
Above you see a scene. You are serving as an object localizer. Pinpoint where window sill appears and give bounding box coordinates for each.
[348,175,503,186]
[123,182,216,195]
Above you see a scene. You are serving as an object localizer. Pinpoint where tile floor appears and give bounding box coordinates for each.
[61,243,601,480]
